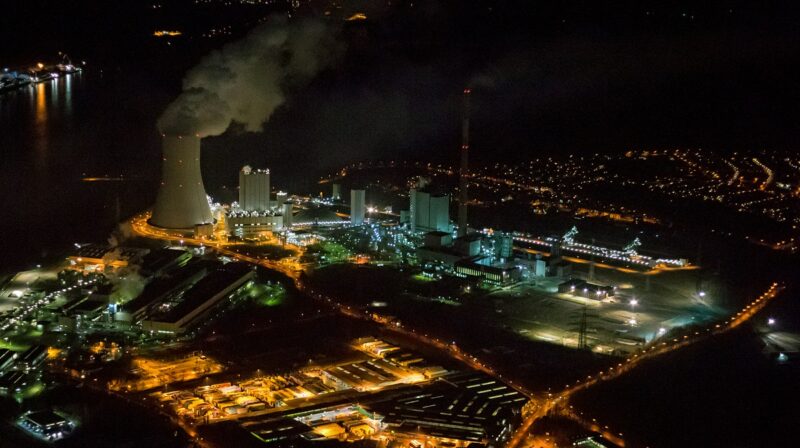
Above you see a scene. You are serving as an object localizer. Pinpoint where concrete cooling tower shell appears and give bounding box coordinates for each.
[150,135,213,229]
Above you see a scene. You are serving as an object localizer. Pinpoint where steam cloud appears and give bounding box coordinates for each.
[158,17,342,137]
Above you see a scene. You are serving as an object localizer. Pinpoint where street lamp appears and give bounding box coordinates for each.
[629,298,638,327]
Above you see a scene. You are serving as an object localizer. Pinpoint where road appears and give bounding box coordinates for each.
[507,282,783,448]
[130,212,304,280]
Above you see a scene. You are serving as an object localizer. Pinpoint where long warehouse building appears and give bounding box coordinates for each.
[142,262,255,335]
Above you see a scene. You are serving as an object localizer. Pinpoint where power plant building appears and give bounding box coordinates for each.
[239,166,270,211]
[410,189,450,233]
[226,211,283,237]
[494,233,514,259]
[141,262,255,335]
[332,183,341,200]
[350,189,365,225]
[150,135,213,230]
[226,166,292,236]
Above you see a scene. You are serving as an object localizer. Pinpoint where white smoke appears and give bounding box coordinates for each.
[158,17,342,137]
[108,268,147,304]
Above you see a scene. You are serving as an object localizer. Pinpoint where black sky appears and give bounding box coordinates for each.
[209,0,800,178]
[3,0,799,180]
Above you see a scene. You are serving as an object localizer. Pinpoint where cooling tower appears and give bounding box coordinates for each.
[150,135,213,229]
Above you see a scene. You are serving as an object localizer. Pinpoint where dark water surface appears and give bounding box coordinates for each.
[0,70,167,272]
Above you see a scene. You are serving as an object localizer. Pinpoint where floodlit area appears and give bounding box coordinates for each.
[16,410,78,442]
[110,354,224,392]
[145,338,518,447]
[153,338,443,424]
[0,267,58,312]
[490,265,725,354]
[156,373,336,423]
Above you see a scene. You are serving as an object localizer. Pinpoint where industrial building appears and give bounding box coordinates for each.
[17,410,76,442]
[120,259,211,322]
[454,234,482,256]
[424,231,452,248]
[0,371,30,396]
[409,188,450,233]
[332,183,341,200]
[239,166,270,211]
[226,166,293,236]
[68,244,149,272]
[350,189,365,225]
[366,372,525,447]
[293,206,345,227]
[455,257,520,284]
[141,262,255,335]
[226,210,284,237]
[140,247,192,278]
[282,202,294,227]
[0,349,16,372]
[17,345,47,371]
[515,254,548,278]
[150,135,213,230]
[494,232,514,259]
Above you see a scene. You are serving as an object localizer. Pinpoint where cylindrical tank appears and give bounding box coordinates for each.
[150,135,213,229]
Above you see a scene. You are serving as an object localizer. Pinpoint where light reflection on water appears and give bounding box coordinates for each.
[34,82,49,175]
[1,68,163,271]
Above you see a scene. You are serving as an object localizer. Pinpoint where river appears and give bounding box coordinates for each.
[0,69,166,272]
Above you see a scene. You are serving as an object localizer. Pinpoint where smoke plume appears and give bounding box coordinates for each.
[109,268,147,304]
[158,17,342,137]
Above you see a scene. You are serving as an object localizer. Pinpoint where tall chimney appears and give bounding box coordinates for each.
[457,88,471,237]
[150,135,213,229]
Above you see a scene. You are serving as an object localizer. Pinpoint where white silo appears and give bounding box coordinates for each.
[150,135,213,229]
[239,166,270,211]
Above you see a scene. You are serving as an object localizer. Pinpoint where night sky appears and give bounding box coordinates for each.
[3,0,799,173]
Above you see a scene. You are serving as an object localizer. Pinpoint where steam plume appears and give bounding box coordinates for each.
[158,17,342,137]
